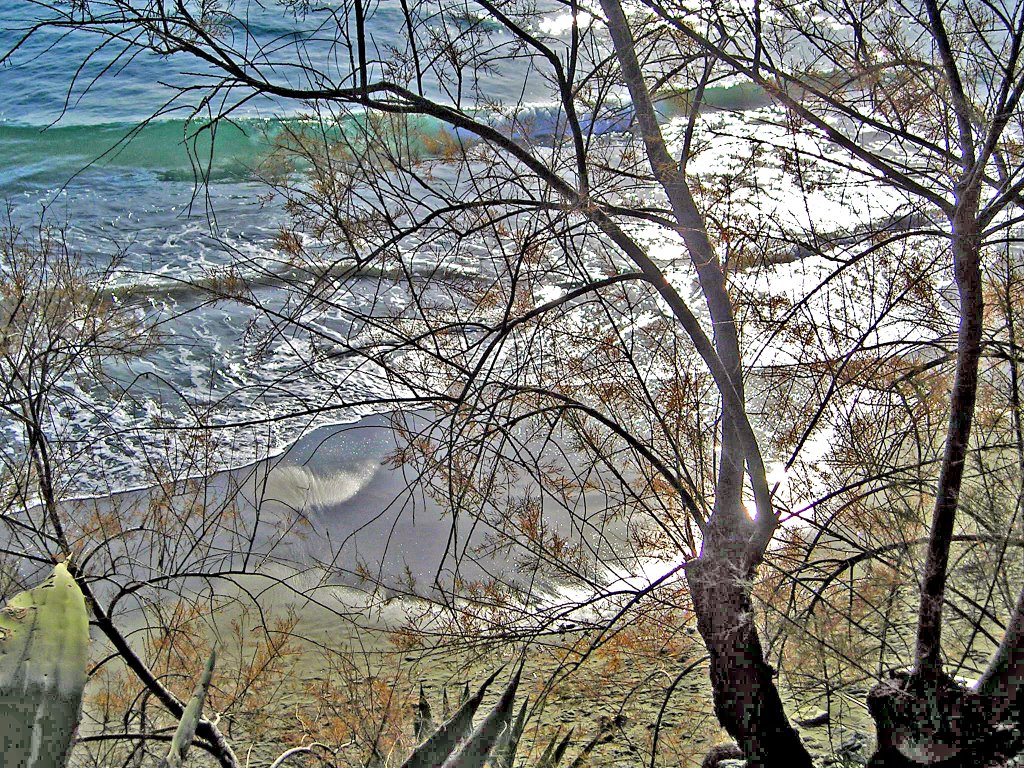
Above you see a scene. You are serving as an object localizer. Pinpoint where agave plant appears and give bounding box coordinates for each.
[409,668,618,768]
[403,667,521,768]
[0,562,218,768]
[0,564,613,768]
[0,562,90,768]
[494,704,618,768]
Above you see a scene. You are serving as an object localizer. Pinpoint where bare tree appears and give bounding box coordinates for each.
[0,216,383,768]
[630,0,1024,760]
[6,0,1024,765]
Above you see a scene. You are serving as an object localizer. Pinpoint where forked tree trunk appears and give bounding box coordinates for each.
[977,582,1024,720]
[596,3,812,764]
[866,179,1024,767]
[687,555,813,768]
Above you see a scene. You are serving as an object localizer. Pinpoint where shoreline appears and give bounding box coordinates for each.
[51,409,881,768]
[58,409,616,611]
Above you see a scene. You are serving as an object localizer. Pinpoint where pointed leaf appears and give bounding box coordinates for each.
[533,728,560,768]
[493,697,528,768]
[160,649,216,768]
[442,668,521,768]
[415,684,435,741]
[401,667,503,768]
[536,728,574,768]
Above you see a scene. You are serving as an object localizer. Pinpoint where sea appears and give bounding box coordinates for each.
[0,0,528,493]
[0,0,836,503]
[3,0,958,610]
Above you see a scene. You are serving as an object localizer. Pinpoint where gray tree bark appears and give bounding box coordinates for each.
[598,2,811,764]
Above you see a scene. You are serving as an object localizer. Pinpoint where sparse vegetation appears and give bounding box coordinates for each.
[3,0,1024,766]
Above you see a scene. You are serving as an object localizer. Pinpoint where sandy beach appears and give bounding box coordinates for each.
[60,410,876,768]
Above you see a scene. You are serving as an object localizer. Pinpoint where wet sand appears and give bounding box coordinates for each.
[56,411,874,767]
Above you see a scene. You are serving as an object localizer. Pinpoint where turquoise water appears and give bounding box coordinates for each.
[0,0,536,488]
[0,0,770,491]
[0,119,278,185]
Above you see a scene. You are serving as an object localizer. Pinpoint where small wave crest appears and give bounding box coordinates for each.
[263,462,379,512]
[2,81,770,190]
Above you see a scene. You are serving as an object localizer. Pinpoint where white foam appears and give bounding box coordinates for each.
[536,12,594,36]
[264,462,379,512]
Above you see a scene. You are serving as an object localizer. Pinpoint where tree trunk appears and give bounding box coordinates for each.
[596,3,811,763]
[686,555,813,768]
[913,195,984,679]
[977,582,1024,721]
[866,184,1021,766]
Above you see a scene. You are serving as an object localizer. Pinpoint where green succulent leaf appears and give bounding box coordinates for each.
[535,728,574,768]
[492,696,528,768]
[0,562,90,768]
[402,667,503,768]
[533,728,560,768]
[442,668,522,768]
[160,648,216,768]
[415,683,435,741]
